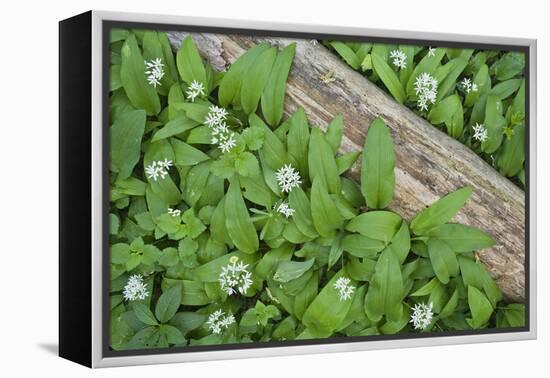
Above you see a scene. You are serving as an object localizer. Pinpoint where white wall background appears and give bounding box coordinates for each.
[0,0,546,376]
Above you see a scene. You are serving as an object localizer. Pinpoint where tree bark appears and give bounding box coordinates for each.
[166,32,526,303]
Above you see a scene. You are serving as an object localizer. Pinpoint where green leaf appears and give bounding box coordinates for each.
[498,123,525,177]
[437,57,469,100]
[171,138,210,166]
[193,251,259,282]
[467,286,494,328]
[427,238,459,284]
[411,187,472,235]
[176,36,207,88]
[287,108,310,177]
[240,174,275,208]
[155,284,182,323]
[490,79,522,100]
[427,224,495,252]
[345,211,402,243]
[225,177,259,253]
[120,35,160,115]
[294,272,319,320]
[133,302,158,326]
[288,187,318,238]
[490,52,525,80]
[341,234,385,258]
[218,43,270,107]
[152,116,199,142]
[241,127,265,151]
[336,151,361,175]
[439,288,459,318]
[361,117,396,209]
[261,43,296,127]
[310,177,344,238]
[481,95,505,153]
[330,41,360,70]
[110,110,146,179]
[241,47,277,115]
[364,248,403,322]
[372,53,406,103]
[273,258,315,283]
[302,270,356,337]
[235,151,260,177]
[250,114,288,170]
[325,115,344,153]
[308,127,341,194]
[428,94,464,138]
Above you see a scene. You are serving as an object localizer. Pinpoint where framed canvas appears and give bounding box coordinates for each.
[59,10,537,368]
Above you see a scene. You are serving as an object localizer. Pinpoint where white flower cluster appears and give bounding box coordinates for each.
[219,256,253,296]
[122,274,149,301]
[427,46,436,57]
[276,201,295,218]
[410,302,434,330]
[167,208,181,217]
[145,159,173,181]
[275,164,302,193]
[206,309,236,335]
[414,72,439,111]
[333,277,355,301]
[472,123,488,142]
[144,57,165,88]
[204,105,237,153]
[186,80,205,102]
[460,77,478,94]
[390,49,407,69]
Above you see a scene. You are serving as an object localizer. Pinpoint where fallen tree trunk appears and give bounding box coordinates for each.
[166,32,526,302]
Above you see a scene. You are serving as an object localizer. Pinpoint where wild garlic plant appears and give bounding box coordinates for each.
[108,30,525,351]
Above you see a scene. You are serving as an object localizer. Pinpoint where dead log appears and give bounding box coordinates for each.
[166,32,526,302]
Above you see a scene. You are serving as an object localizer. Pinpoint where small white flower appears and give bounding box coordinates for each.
[276,202,295,218]
[427,46,436,57]
[145,159,173,181]
[206,310,236,335]
[186,80,205,102]
[460,77,478,94]
[414,72,438,111]
[167,208,181,217]
[218,132,237,153]
[333,277,355,301]
[122,274,149,301]
[410,302,434,330]
[144,57,165,88]
[389,49,407,70]
[219,257,253,296]
[275,164,302,193]
[472,123,488,142]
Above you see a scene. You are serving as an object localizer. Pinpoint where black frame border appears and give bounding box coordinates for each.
[101,19,530,359]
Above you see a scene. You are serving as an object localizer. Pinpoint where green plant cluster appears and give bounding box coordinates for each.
[108,29,524,351]
[327,41,526,187]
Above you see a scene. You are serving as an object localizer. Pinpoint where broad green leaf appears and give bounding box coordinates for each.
[286,108,309,177]
[361,118,395,209]
[155,284,182,323]
[388,221,410,264]
[467,286,493,328]
[273,258,315,283]
[372,53,406,103]
[218,43,270,107]
[152,116,199,142]
[302,270,356,337]
[240,174,275,208]
[288,187,318,238]
[163,278,211,306]
[325,115,344,153]
[225,177,259,254]
[345,211,402,243]
[330,41,361,69]
[308,127,341,194]
[364,248,403,322]
[261,43,296,127]
[133,302,158,326]
[310,177,344,238]
[171,138,210,166]
[241,47,277,115]
[235,151,260,177]
[490,52,525,80]
[498,123,525,177]
[328,233,344,268]
[427,224,495,252]
[428,94,464,138]
[110,110,146,179]
[176,36,207,88]
[120,35,160,115]
[255,243,294,280]
[406,47,446,97]
[437,57,469,100]
[427,238,459,284]
[250,114,289,170]
[439,288,459,318]
[481,95,505,153]
[294,272,319,320]
[411,187,472,235]
[336,151,361,174]
[490,79,522,100]
[341,234,385,258]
